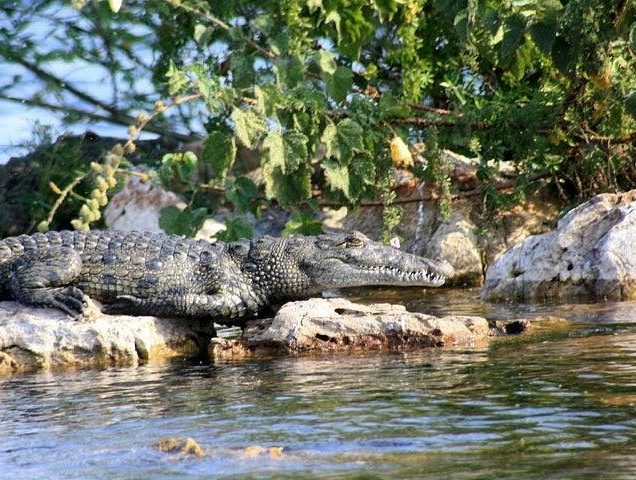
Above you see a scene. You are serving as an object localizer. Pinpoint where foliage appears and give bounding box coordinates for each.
[282,212,324,236]
[215,217,253,242]
[2,0,636,239]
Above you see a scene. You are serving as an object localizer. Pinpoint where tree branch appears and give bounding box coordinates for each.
[409,103,455,116]
[317,174,550,207]
[165,0,276,59]
[0,94,199,143]
[390,117,491,129]
[581,131,636,145]
[9,54,119,116]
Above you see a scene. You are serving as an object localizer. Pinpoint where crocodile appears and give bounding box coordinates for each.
[0,230,452,324]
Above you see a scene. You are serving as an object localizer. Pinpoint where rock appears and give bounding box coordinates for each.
[482,190,636,301]
[209,298,490,361]
[154,437,204,458]
[420,211,482,286]
[104,172,186,232]
[242,445,285,459]
[0,300,216,373]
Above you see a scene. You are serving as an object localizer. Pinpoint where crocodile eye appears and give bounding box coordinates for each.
[345,236,365,248]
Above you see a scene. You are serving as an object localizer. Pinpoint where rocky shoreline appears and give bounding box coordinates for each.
[0,297,535,373]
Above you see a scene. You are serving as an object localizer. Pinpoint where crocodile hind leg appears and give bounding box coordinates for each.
[8,247,87,317]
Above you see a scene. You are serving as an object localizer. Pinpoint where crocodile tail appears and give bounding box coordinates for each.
[0,242,12,266]
[0,236,27,267]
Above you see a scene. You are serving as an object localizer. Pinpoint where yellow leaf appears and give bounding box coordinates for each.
[48,181,62,195]
[389,136,413,169]
[107,0,122,13]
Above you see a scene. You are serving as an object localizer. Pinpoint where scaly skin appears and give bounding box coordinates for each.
[0,230,452,324]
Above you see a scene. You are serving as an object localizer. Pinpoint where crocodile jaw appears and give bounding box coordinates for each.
[312,254,452,288]
[300,232,454,289]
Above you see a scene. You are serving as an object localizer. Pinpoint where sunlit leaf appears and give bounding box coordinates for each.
[231,108,266,149]
[263,130,285,171]
[322,158,351,199]
[315,50,336,75]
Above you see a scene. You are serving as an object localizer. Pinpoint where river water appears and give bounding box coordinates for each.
[2,288,636,479]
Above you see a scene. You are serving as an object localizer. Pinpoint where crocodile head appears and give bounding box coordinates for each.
[241,231,453,301]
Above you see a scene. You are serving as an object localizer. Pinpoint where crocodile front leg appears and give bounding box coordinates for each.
[7,247,87,317]
[102,290,259,321]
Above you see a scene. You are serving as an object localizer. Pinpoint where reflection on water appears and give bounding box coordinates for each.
[2,289,636,478]
[351,286,636,324]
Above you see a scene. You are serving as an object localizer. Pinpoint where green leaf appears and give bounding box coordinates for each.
[181,151,198,175]
[483,9,501,35]
[551,36,574,74]
[193,24,211,45]
[501,13,526,58]
[528,15,558,55]
[379,92,410,119]
[263,162,312,205]
[325,10,341,42]
[282,212,323,236]
[322,158,351,199]
[159,152,197,186]
[326,66,353,103]
[254,84,283,117]
[630,22,636,51]
[269,32,289,56]
[306,0,322,13]
[453,10,468,43]
[165,61,189,95]
[284,131,309,172]
[490,25,504,46]
[232,54,256,89]
[202,131,236,180]
[216,217,253,242]
[625,91,636,119]
[347,155,376,200]
[336,118,364,162]
[225,176,259,212]
[159,206,208,237]
[350,155,376,186]
[263,130,285,171]
[321,121,339,159]
[274,56,304,88]
[231,108,267,149]
[188,65,220,103]
[315,49,336,75]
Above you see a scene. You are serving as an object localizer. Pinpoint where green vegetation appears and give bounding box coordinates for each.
[2,0,636,239]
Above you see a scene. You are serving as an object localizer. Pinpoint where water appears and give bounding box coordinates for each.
[2,289,636,479]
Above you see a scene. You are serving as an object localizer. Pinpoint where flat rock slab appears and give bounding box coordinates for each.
[483,190,636,302]
[0,301,216,373]
[209,298,490,361]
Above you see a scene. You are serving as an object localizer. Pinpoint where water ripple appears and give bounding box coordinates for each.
[2,290,636,477]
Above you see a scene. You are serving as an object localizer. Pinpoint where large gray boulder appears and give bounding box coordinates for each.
[482,191,636,301]
[0,300,216,373]
[209,298,490,361]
